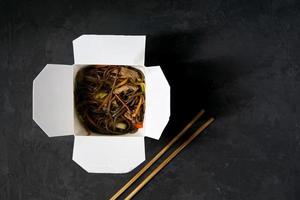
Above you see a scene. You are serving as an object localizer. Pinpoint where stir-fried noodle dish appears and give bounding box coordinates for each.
[75,65,145,135]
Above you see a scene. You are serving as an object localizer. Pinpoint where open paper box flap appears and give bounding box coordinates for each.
[73,136,145,173]
[73,35,146,66]
[33,64,74,137]
[144,66,170,140]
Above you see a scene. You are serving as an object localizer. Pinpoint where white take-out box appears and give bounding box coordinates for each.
[32,35,170,173]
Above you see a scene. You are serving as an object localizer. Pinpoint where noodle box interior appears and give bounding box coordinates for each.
[32,35,170,173]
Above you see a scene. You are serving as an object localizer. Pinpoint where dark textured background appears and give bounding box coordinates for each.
[1,0,300,199]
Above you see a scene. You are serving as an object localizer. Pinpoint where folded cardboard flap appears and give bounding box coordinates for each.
[73,136,145,173]
[144,66,170,140]
[33,64,74,137]
[73,35,146,66]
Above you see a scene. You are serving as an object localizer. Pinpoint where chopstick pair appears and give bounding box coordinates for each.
[110,110,214,200]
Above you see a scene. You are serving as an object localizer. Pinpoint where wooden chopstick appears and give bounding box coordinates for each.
[110,110,205,200]
[124,117,214,200]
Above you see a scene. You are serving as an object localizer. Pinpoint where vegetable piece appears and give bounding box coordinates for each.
[94,92,108,100]
[134,122,143,129]
[139,83,145,92]
[116,122,127,130]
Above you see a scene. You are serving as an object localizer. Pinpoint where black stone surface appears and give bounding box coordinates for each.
[0,0,300,199]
